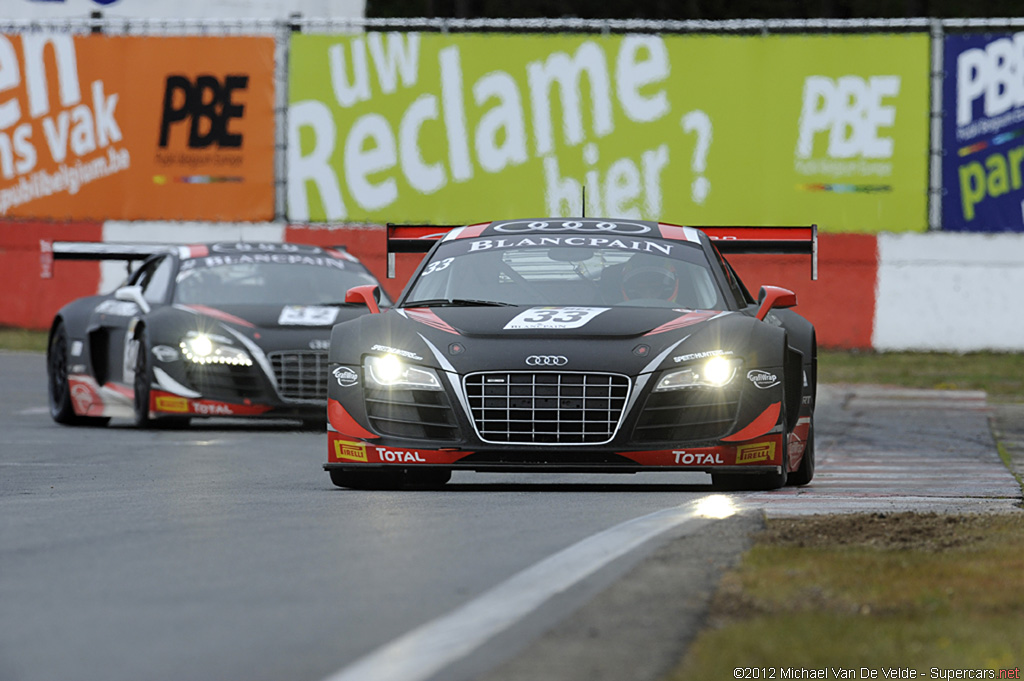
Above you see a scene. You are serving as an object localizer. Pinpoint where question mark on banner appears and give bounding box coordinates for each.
[682,110,713,204]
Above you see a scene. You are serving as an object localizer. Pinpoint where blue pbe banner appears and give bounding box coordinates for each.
[943,32,1024,232]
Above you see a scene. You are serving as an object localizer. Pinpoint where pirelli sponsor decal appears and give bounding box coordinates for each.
[335,441,368,463]
[155,395,189,413]
[735,441,777,464]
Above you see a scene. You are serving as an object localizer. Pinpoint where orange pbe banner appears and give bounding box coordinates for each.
[0,35,275,221]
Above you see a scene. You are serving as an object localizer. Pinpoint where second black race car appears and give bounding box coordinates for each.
[324,218,817,490]
[46,240,389,428]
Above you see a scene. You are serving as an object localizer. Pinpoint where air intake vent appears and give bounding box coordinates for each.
[633,387,741,443]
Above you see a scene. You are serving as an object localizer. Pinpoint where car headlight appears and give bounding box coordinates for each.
[180,332,253,367]
[364,354,443,390]
[655,356,741,390]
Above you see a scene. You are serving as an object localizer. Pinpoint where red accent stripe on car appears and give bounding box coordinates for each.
[180,304,255,328]
[722,402,781,442]
[403,308,460,334]
[643,310,721,336]
[328,398,379,440]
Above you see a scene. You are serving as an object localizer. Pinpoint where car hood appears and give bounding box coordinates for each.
[397,305,729,339]
[176,303,369,330]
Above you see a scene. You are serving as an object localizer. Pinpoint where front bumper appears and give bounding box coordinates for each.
[324,430,789,475]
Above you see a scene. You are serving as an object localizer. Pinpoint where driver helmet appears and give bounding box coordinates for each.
[621,254,678,301]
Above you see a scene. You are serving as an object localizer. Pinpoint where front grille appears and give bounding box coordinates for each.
[269,351,328,402]
[183,362,262,401]
[464,372,630,445]
[364,387,459,440]
[633,386,741,443]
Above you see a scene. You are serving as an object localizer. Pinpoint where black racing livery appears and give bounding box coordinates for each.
[46,241,387,428]
[324,218,817,490]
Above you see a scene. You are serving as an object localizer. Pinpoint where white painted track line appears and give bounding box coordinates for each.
[321,496,738,681]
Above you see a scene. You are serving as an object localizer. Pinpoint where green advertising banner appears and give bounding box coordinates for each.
[288,32,928,232]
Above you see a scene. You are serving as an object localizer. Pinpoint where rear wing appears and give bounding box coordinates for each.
[384,222,818,280]
[40,240,174,278]
[386,224,466,277]
[698,224,817,281]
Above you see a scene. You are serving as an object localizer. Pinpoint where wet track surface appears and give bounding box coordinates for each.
[753,384,1021,516]
[1,351,1020,681]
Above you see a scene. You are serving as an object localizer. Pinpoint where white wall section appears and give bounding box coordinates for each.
[873,232,1024,351]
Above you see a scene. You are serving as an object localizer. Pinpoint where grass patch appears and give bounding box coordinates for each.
[820,349,1024,402]
[668,513,1024,677]
[0,327,48,353]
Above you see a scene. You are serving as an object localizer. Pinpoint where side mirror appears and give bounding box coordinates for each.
[345,284,382,314]
[114,285,151,314]
[755,286,797,321]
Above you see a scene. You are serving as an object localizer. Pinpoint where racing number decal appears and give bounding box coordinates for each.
[278,305,340,326]
[421,257,454,276]
[504,307,610,330]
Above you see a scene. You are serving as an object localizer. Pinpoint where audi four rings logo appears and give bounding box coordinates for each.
[492,220,651,235]
[526,355,569,366]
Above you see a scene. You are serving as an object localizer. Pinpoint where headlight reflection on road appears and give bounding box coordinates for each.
[695,494,738,519]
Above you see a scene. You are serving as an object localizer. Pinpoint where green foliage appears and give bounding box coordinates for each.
[0,328,48,353]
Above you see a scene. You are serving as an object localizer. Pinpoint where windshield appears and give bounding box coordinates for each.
[174,261,388,306]
[404,238,724,309]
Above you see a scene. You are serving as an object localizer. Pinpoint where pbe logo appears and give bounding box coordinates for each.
[159,75,249,149]
[795,75,900,160]
[956,33,1024,128]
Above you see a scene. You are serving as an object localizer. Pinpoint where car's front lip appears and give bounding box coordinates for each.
[324,430,788,473]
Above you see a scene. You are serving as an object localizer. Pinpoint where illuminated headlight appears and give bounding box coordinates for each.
[655,356,742,391]
[179,332,253,367]
[364,354,442,390]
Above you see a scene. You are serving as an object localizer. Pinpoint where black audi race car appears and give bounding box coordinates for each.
[46,241,388,428]
[324,219,817,490]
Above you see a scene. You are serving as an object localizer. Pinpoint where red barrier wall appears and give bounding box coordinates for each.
[1,224,879,349]
[0,221,103,330]
[728,233,878,349]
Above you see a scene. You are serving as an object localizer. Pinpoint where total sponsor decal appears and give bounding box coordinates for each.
[672,451,724,465]
[621,435,782,467]
[375,447,427,463]
[621,446,729,467]
[150,390,272,416]
[327,434,470,464]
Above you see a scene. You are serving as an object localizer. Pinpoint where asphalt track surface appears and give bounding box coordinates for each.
[1,351,1020,681]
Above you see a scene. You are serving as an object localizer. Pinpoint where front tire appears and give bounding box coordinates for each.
[787,419,815,486]
[132,329,155,428]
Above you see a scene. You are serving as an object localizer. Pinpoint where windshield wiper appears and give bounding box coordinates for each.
[404,298,516,307]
